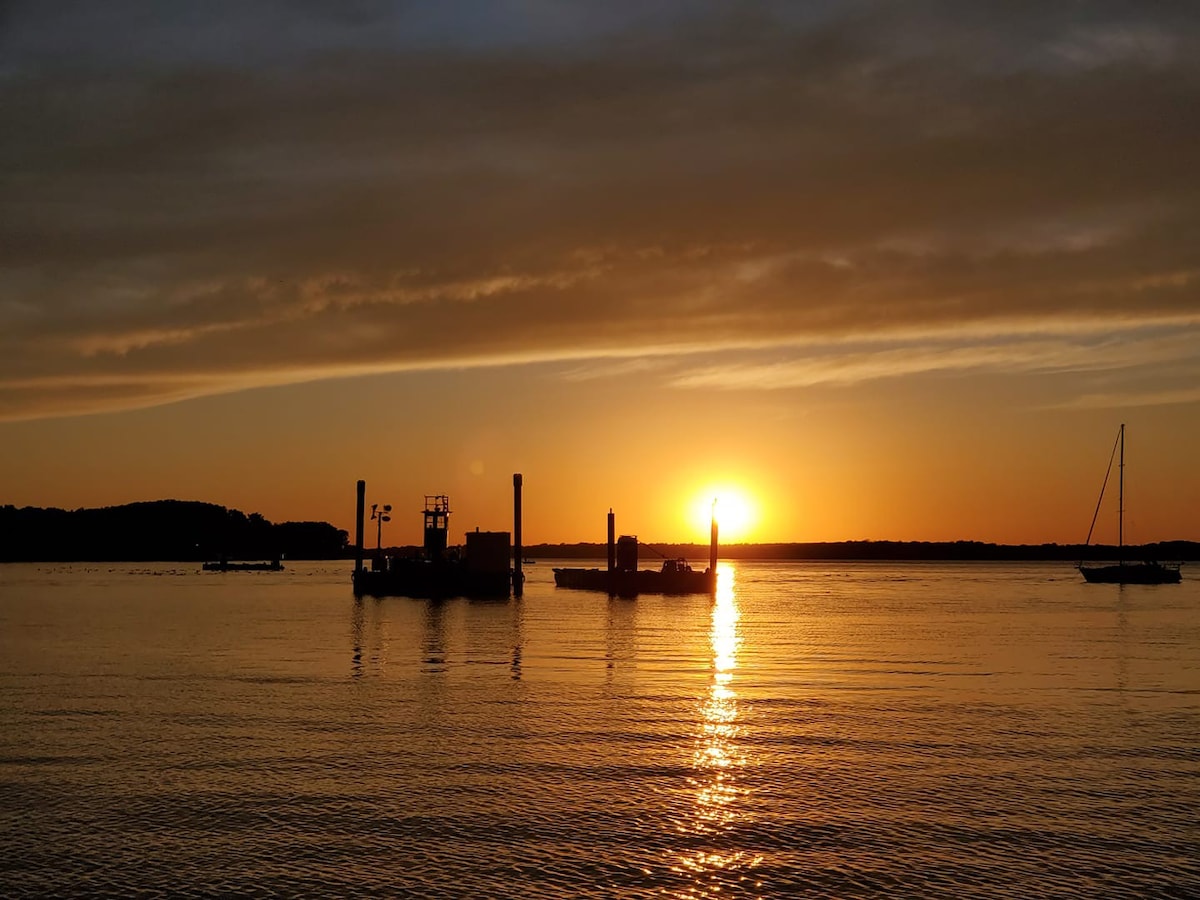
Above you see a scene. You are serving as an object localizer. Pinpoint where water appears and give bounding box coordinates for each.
[1,561,1198,898]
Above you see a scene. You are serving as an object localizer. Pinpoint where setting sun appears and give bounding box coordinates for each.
[691,486,759,543]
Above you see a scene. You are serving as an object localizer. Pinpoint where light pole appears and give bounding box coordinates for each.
[371,503,392,555]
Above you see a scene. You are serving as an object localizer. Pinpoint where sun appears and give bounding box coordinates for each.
[690,486,759,543]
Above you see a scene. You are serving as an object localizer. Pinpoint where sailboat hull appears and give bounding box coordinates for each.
[1078,563,1181,585]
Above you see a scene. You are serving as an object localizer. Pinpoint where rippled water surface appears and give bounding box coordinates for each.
[2,561,1198,898]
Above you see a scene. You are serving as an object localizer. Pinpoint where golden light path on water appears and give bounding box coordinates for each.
[672,565,764,897]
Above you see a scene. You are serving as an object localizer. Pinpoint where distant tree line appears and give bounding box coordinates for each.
[0,501,348,562]
[523,540,1200,562]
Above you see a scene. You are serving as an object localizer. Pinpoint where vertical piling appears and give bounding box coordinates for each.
[355,480,366,575]
[709,500,719,574]
[607,509,616,574]
[513,473,524,596]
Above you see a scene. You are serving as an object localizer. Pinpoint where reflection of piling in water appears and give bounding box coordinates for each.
[355,480,366,575]
[351,597,364,677]
[513,473,524,597]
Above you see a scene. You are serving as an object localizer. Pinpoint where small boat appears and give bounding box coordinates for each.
[1078,424,1181,585]
[202,558,283,572]
[553,509,718,597]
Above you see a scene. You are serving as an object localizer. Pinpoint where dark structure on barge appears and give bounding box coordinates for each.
[352,474,524,599]
[553,508,718,597]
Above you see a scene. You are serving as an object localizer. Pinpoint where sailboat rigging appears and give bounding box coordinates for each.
[1078,424,1181,584]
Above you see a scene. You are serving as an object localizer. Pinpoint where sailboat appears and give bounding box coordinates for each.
[1078,424,1181,584]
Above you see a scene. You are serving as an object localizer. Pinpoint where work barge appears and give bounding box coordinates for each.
[352,474,525,599]
[553,508,718,597]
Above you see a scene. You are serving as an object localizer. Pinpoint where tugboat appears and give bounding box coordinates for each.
[553,508,718,597]
[351,474,525,599]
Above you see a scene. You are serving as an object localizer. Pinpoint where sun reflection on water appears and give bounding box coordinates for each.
[671,564,764,896]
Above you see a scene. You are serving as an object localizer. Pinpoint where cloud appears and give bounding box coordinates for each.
[2,1,1200,420]
[1052,386,1200,410]
[559,357,675,382]
[664,325,1200,391]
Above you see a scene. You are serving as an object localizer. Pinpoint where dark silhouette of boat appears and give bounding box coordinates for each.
[1078,424,1181,585]
[203,558,283,572]
[1080,562,1181,584]
[351,475,525,599]
[553,508,718,597]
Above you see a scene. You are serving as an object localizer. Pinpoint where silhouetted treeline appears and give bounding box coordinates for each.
[1,501,348,562]
[523,540,1200,562]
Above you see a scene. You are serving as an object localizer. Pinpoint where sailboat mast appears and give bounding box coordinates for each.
[1118,422,1124,563]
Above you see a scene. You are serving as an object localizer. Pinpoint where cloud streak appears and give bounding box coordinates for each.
[3,1,1199,420]
[665,326,1200,391]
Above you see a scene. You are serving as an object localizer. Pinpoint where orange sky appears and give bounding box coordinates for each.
[2,3,1198,545]
[2,360,1195,546]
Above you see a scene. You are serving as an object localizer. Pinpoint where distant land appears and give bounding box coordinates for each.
[1,501,348,562]
[518,541,1200,563]
[2,501,1197,564]
[358,540,1200,565]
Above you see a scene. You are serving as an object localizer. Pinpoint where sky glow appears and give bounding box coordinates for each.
[1,2,1198,544]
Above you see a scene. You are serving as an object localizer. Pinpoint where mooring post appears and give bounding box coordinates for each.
[709,500,719,575]
[607,509,616,574]
[355,480,366,575]
[513,473,524,596]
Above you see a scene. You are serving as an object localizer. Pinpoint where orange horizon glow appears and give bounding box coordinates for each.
[1,366,1197,547]
[687,486,761,544]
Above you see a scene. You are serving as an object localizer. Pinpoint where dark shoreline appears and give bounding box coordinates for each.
[4,502,1195,563]
[517,540,1200,563]
[1,501,347,563]
[8,541,1196,564]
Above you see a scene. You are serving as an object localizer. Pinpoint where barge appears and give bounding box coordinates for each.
[352,474,524,599]
[553,508,718,597]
